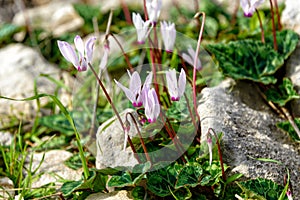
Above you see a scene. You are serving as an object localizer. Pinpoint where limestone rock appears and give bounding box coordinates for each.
[96,109,139,169]
[86,190,132,200]
[198,79,300,198]
[0,177,14,199]
[282,0,300,35]
[27,150,82,188]
[12,0,83,38]
[0,132,14,146]
[0,44,73,126]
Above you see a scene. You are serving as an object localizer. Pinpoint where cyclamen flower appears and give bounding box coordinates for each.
[132,12,152,44]
[114,71,153,107]
[240,0,264,17]
[99,44,109,70]
[166,68,186,101]
[160,21,176,53]
[146,0,162,23]
[182,46,202,70]
[144,88,160,123]
[57,35,96,71]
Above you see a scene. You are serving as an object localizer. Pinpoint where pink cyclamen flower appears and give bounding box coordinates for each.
[182,46,202,70]
[160,21,176,53]
[240,0,264,17]
[146,0,162,23]
[132,12,152,44]
[144,88,160,123]
[114,71,153,107]
[166,68,186,101]
[57,35,96,71]
[287,188,293,200]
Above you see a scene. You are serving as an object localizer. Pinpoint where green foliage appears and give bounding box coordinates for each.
[0,125,55,199]
[61,170,109,197]
[237,178,288,200]
[265,78,300,106]
[73,4,103,33]
[206,40,283,84]
[277,118,300,142]
[265,30,299,59]
[0,23,23,46]
[206,30,299,84]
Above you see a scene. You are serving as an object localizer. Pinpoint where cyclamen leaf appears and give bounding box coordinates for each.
[265,30,299,59]
[206,40,284,84]
[265,78,300,106]
[238,178,287,200]
[175,162,203,189]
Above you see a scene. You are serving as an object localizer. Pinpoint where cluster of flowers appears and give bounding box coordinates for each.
[56,0,203,124]
[115,68,186,123]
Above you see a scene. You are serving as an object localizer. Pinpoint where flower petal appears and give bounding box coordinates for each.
[85,36,97,63]
[178,68,186,98]
[57,40,80,68]
[114,79,136,103]
[129,71,142,98]
[74,35,85,58]
[99,46,109,70]
[166,69,177,98]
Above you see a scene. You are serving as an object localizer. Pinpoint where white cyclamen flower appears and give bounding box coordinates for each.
[240,0,264,17]
[115,71,153,107]
[146,0,162,23]
[143,88,160,123]
[160,21,176,53]
[57,35,96,71]
[166,68,186,101]
[132,12,152,44]
[182,46,202,70]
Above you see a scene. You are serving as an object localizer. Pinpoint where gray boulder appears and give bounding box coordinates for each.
[96,109,139,169]
[0,44,73,127]
[198,79,300,198]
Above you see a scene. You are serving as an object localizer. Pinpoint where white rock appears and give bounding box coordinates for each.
[86,190,132,200]
[27,150,82,188]
[12,0,83,37]
[198,79,300,197]
[0,132,14,146]
[282,0,300,35]
[0,44,73,126]
[0,177,14,198]
[96,109,139,169]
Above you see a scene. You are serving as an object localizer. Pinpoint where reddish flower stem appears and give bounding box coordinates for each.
[269,0,278,51]
[192,12,206,139]
[106,33,134,72]
[126,112,151,163]
[143,0,149,20]
[120,0,132,24]
[208,128,226,181]
[88,63,140,163]
[273,0,282,30]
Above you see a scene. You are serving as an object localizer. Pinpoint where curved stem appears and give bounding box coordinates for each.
[192,12,206,139]
[208,128,226,181]
[88,63,140,163]
[126,112,151,163]
[106,33,134,72]
[269,0,278,51]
